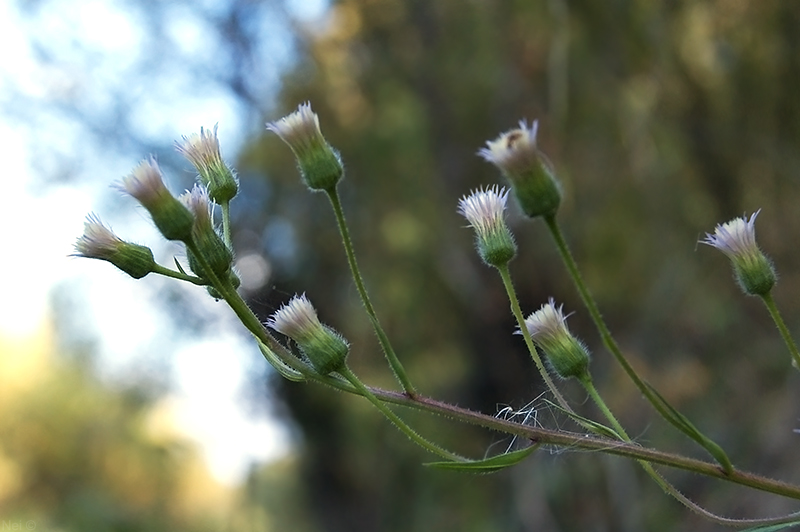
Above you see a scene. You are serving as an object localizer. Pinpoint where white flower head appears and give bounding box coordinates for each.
[523,298,571,340]
[522,298,590,380]
[267,102,344,191]
[73,213,125,259]
[458,185,510,235]
[701,210,776,296]
[180,184,213,228]
[266,102,323,152]
[701,210,761,260]
[177,125,223,169]
[117,158,171,207]
[457,185,516,267]
[477,120,561,218]
[267,293,323,341]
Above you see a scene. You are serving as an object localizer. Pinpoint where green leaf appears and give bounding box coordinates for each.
[544,400,622,440]
[644,382,733,474]
[424,444,539,473]
[741,519,800,532]
[256,338,307,382]
[174,257,188,275]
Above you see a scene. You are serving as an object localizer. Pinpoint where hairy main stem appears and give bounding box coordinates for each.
[338,366,464,462]
[579,375,798,526]
[322,380,800,502]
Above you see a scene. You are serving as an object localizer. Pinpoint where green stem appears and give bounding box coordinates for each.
[544,214,731,471]
[325,187,416,396]
[338,365,464,461]
[220,200,233,248]
[496,264,572,413]
[183,240,305,377]
[580,373,629,440]
[544,214,644,395]
[152,264,207,285]
[578,374,785,527]
[761,292,800,369]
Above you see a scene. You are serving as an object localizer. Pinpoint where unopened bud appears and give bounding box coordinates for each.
[522,299,590,380]
[267,294,349,375]
[267,102,344,192]
[73,214,155,279]
[117,158,194,242]
[479,120,561,218]
[180,185,232,276]
[701,210,776,296]
[176,125,239,204]
[457,185,517,268]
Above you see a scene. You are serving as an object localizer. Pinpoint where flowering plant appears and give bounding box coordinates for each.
[76,104,800,529]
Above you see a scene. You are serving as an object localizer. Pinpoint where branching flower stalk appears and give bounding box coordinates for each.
[456,186,572,413]
[478,119,733,472]
[267,103,417,396]
[73,107,800,528]
[176,125,239,247]
[305,376,800,506]
[522,300,800,526]
[267,294,463,461]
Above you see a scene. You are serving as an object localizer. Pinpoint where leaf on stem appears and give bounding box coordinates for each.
[256,338,307,382]
[544,400,622,440]
[174,257,188,275]
[644,382,733,474]
[424,444,540,473]
[741,520,800,532]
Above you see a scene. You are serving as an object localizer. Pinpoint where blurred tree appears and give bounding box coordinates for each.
[0,323,232,532]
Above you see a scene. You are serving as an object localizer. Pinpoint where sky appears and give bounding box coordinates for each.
[0,0,328,485]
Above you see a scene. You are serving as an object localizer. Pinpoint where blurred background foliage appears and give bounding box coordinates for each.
[6,0,800,530]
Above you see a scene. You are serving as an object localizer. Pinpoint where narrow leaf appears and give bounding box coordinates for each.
[644,382,733,474]
[741,519,800,532]
[256,338,306,382]
[544,400,622,440]
[174,257,188,275]
[425,444,539,473]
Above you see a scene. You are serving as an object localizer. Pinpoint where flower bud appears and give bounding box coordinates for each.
[522,299,590,380]
[267,102,344,192]
[701,210,776,296]
[176,125,239,204]
[73,214,155,279]
[267,294,349,375]
[478,120,561,218]
[117,158,194,242]
[457,185,517,268]
[180,185,233,277]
